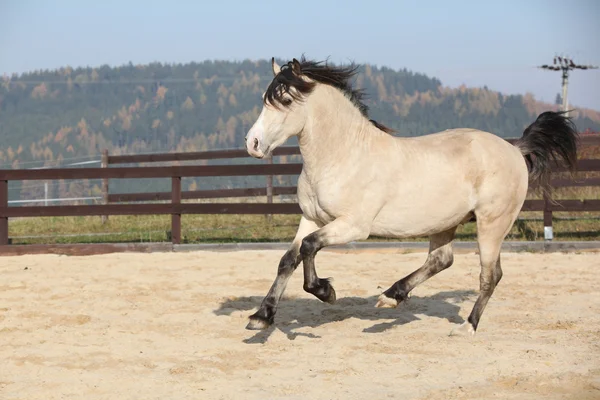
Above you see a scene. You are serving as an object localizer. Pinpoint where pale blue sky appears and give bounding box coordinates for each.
[1,0,599,109]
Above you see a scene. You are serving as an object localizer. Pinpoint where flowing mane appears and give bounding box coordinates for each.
[264,56,395,134]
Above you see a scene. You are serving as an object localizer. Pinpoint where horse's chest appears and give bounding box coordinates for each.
[297,177,339,224]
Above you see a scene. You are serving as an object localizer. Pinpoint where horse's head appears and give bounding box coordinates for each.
[245,58,313,159]
[245,56,394,158]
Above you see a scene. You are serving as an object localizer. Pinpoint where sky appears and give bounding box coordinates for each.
[1,0,599,110]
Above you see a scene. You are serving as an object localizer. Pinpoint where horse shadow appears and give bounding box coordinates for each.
[214,289,477,344]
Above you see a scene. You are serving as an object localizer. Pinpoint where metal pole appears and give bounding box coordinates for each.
[536,55,599,240]
[538,56,598,117]
[44,182,48,206]
[561,69,569,117]
[543,192,553,241]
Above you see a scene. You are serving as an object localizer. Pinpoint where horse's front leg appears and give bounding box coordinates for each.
[246,216,320,330]
[300,218,370,304]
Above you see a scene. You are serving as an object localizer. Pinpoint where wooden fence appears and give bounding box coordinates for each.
[1,136,599,249]
[103,145,302,205]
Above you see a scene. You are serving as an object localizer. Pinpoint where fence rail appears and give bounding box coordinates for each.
[108,186,297,203]
[1,136,599,249]
[106,145,302,164]
[0,163,304,181]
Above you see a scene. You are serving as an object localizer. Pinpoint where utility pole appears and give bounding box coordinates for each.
[537,55,597,242]
[538,56,598,117]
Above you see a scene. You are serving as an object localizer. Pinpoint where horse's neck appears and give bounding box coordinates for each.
[298,87,382,178]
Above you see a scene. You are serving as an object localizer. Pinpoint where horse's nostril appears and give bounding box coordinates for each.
[253,138,259,151]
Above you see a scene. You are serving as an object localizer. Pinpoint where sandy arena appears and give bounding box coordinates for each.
[1,249,599,399]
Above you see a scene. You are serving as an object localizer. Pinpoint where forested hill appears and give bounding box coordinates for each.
[1,58,600,171]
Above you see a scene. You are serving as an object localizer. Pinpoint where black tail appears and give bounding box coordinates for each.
[514,111,579,196]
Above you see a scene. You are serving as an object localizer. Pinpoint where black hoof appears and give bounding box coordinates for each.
[322,285,336,304]
[382,286,409,304]
[306,278,336,304]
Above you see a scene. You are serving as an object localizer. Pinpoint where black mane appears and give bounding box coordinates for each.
[264,56,395,134]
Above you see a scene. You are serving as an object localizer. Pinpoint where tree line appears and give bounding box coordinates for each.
[2,58,599,201]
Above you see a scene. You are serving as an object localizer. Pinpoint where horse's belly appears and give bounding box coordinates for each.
[370,197,473,238]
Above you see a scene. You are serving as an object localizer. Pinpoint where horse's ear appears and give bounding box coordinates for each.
[292,58,302,75]
[271,57,281,76]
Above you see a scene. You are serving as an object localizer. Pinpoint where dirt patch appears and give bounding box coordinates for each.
[1,251,599,399]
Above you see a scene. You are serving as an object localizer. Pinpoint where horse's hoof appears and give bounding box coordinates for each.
[246,315,272,330]
[375,293,398,308]
[449,321,476,337]
[307,278,336,304]
[324,286,336,304]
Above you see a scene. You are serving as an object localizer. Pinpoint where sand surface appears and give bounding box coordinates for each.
[1,249,599,399]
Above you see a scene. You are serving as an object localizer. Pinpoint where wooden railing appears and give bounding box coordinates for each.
[0,162,303,246]
[103,146,302,217]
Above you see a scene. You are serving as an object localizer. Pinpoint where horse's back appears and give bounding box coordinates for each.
[409,127,529,219]
[409,128,516,153]
[407,127,526,175]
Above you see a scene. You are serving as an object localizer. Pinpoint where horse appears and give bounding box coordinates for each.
[243,56,579,336]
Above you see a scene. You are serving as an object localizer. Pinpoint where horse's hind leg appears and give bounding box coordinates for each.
[376,227,457,308]
[450,212,514,336]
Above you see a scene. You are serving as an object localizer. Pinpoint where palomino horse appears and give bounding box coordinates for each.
[244,56,578,336]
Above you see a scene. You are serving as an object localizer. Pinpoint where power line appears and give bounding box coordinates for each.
[6,159,100,204]
[538,55,598,117]
[8,196,101,205]
[29,160,101,169]
[0,154,100,168]
[2,76,274,86]
[8,178,102,191]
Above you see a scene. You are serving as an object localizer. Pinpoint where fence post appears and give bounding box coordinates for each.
[543,192,553,241]
[171,176,181,245]
[101,149,109,224]
[266,154,273,223]
[0,180,8,245]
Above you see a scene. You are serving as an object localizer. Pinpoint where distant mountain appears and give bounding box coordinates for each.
[2,58,599,201]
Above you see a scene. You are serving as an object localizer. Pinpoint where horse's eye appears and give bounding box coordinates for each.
[281,98,293,106]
